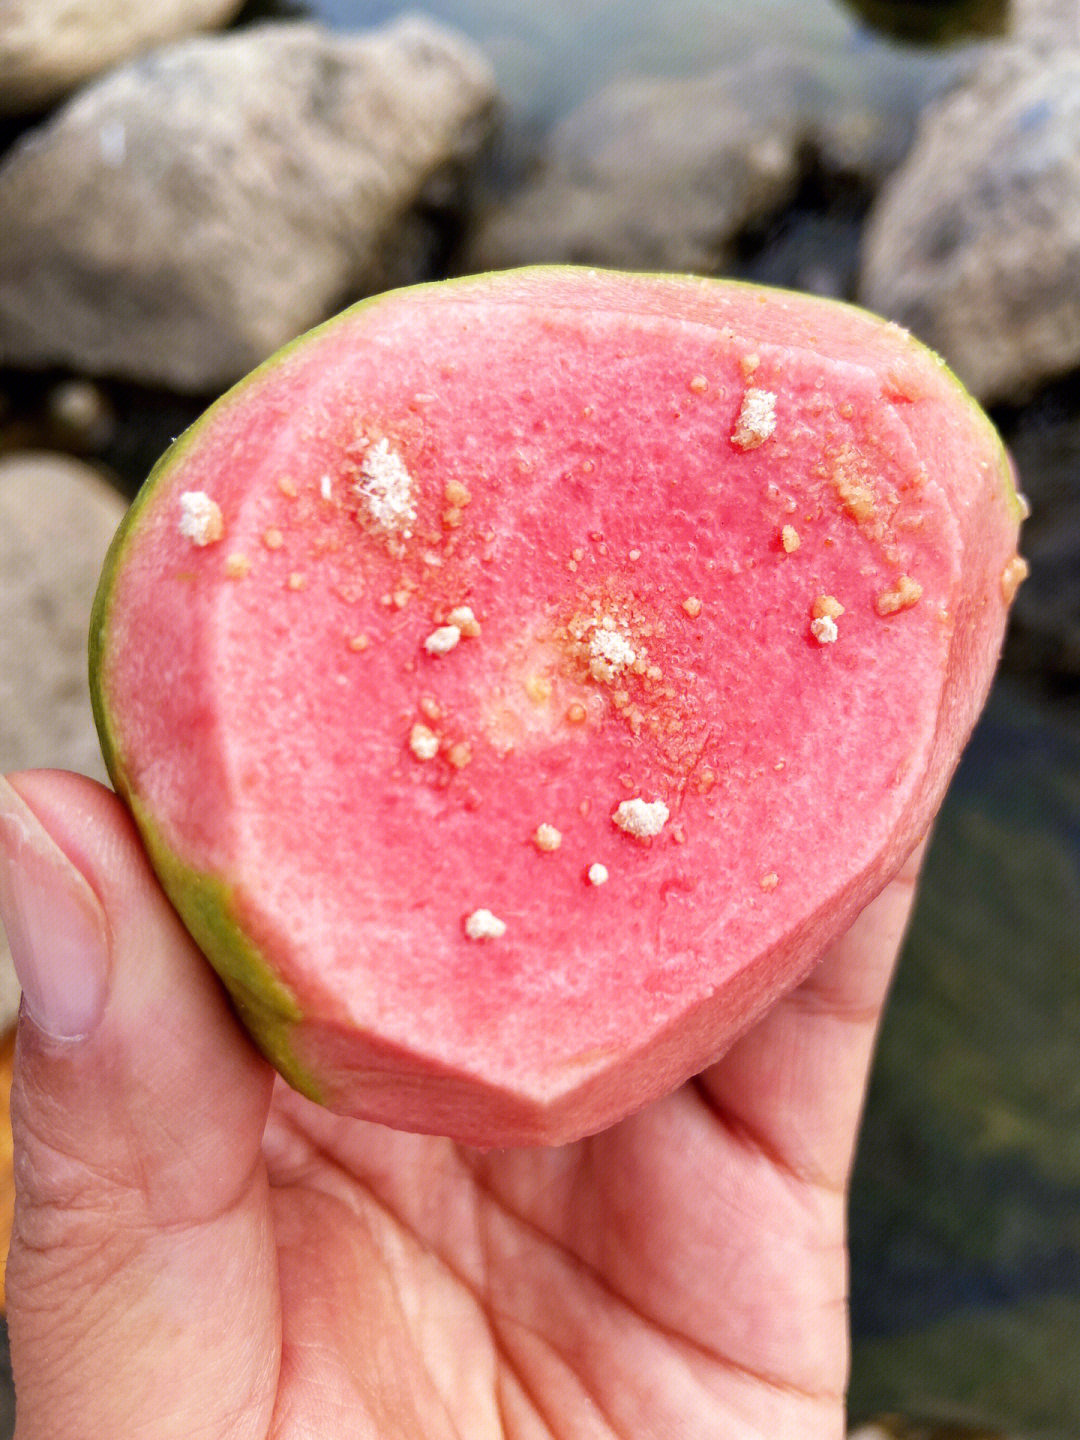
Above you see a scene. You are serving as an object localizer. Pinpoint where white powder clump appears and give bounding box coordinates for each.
[811,615,838,645]
[178,491,224,546]
[464,908,507,941]
[589,621,636,682]
[534,823,562,852]
[613,797,670,840]
[424,624,461,656]
[355,438,416,534]
[408,723,439,761]
[587,863,609,886]
[447,605,480,638]
[732,388,777,450]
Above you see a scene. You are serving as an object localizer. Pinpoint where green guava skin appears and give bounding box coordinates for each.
[89,428,321,1105]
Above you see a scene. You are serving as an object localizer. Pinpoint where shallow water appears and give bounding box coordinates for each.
[254,0,975,142]
[849,679,1080,1433]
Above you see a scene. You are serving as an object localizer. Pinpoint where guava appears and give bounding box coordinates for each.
[89,268,1026,1146]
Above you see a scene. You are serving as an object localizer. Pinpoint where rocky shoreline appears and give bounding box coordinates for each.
[1,2,1078,705]
[1,2,1078,1435]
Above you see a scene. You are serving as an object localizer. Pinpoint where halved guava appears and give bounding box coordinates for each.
[89,268,1025,1146]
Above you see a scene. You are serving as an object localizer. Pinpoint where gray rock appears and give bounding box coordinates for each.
[466,49,809,275]
[0,0,244,115]
[1009,0,1080,46]
[0,451,123,779]
[466,42,962,278]
[0,451,127,1030]
[859,46,1080,404]
[0,19,497,392]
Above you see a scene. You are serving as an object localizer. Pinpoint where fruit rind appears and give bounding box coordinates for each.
[132,797,321,1104]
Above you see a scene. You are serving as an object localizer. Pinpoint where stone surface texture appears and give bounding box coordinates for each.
[468,50,806,274]
[0,452,127,1029]
[0,0,244,114]
[0,19,497,391]
[1010,0,1080,44]
[467,42,958,277]
[859,45,1080,403]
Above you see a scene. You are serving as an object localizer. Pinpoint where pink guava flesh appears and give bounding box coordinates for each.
[90,268,1025,1146]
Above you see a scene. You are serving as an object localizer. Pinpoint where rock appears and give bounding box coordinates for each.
[1009,0,1080,45]
[465,42,963,278]
[466,49,809,274]
[0,0,245,116]
[0,19,497,392]
[0,452,124,781]
[837,0,1009,44]
[859,46,1080,404]
[46,379,116,455]
[0,452,127,1030]
[997,374,1080,678]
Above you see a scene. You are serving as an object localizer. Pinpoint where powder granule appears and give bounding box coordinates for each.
[464,909,507,941]
[732,388,777,450]
[811,615,838,645]
[178,491,224,546]
[424,625,461,656]
[613,797,670,839]
[408,723,439,761]
[447,605,481,638]
[356,439,416,534]
[875,575,923,616]
[1000,556,1029,604]
[812,594,845,621]
[589,622,636,681]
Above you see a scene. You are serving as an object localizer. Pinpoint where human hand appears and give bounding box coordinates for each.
[0,769,921,1439]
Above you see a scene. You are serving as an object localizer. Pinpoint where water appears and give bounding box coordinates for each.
[243,0,981,139]
[849,680,1080,1434]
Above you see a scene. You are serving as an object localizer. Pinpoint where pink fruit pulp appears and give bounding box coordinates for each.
[91,269,1024,1145]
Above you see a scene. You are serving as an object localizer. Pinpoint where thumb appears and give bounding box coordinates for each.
[0,771,280,1439]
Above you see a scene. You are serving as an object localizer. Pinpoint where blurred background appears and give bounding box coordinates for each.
[1,0,1078,1434]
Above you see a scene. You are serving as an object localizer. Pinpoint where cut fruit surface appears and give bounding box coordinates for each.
[90,268,1024,1146]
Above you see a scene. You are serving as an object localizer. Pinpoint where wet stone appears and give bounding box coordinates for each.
[0,452,127,1029]
[0,0,244,115]
[0,18,497,391]
[860,46,1080,403]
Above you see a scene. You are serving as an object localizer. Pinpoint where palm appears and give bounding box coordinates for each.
[258,857,916,1440]
[263,1069,848,1440]
[3,770,918,1440]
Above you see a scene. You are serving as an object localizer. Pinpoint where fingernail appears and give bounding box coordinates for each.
[0,778,110,1041]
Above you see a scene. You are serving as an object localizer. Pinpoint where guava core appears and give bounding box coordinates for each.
[90,268,1025,1146]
